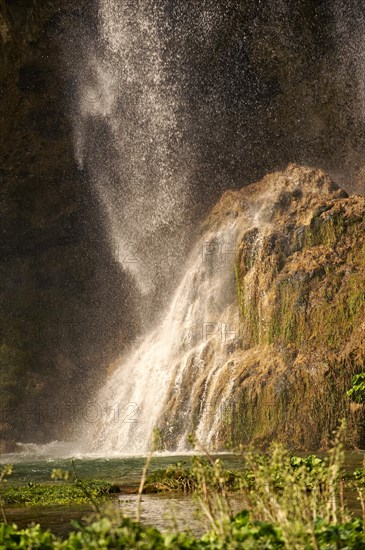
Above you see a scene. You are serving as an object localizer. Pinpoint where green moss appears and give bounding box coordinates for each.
[267,280,307,346]
[235,258,261,346]
[267,251,364,351]
[310,269,365,350]
[305,212,346,248]
[1,480,113,506]
[243,289,261,346]
[228,203,365,450]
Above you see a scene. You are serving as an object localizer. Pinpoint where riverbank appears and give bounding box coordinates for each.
[1,438,365,546]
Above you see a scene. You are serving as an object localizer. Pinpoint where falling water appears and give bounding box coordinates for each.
[82,219,239,454]
[83,174,292,454]
[71,0,244,453]
[74,0,194,302]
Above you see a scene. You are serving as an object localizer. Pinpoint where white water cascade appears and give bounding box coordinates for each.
[83,220,241,454]
[74,0,195,299]
[82,172,292,455]
[71,0,245,454]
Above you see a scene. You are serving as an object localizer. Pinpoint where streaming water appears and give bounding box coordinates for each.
[78,170,315,455]
[81,222,240,454]
[74,0,194,300]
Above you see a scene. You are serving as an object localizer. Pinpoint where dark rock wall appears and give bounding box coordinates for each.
[1,1,137,445]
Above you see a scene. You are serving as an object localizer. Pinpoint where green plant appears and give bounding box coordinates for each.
[1,511,365,549]
[347,373,365,404]
[0,464,12,524]
[2,424,365,548]
[1,479,113,507]
[144,462,196,493]
[188,423,359,548]
[0,523,56,549]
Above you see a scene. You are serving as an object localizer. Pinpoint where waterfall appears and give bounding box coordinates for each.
[71,0,244,454]
[82,221,240,454]
[79,162,310,454]
[74,0,194,303]
[68,0,365,455]
[82,173,292,455]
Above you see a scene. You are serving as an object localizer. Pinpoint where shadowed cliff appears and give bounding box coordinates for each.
[0,1,139,450]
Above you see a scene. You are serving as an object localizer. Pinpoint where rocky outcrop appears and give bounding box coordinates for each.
[212,164,365,448]
[156,164,364,451]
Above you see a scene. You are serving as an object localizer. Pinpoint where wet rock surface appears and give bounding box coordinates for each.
[159,165,365,450]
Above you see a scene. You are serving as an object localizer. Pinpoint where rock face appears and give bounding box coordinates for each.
[158,164,365,450]
[220,166,365,448]
[0,1,138,447]
[220,165,364,448]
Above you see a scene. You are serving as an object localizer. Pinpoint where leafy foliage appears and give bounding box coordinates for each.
[144,454,326,494]
[1,480,112,506]
[2,427,365,547]
[0,522,56,549]
[353,467,365,484]
[347,373,365,404]
[1,513,365,549]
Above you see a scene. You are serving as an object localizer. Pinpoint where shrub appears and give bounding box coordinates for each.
[347,373,365,404]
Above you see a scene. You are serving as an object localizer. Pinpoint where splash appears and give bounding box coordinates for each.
[74,0,194,298]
